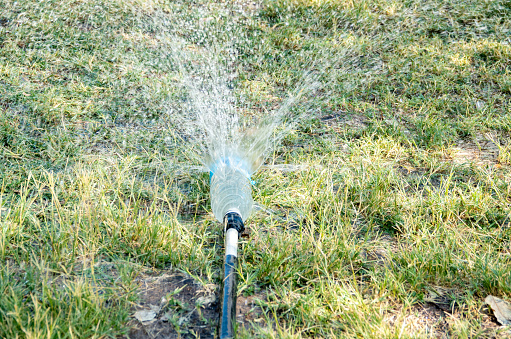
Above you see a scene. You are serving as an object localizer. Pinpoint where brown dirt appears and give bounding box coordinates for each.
[123,272,214,339]
[386,303,450,338]
[320,112,368,134]
[450,133,501,165]
[122,270,265,339]
[236,293,266,331]
[364,234,398,267]
[386,301,504,338]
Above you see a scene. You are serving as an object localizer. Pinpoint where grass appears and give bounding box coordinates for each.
[0,0,510,337]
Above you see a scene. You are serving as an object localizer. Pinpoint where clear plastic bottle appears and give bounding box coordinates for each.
[210,159,253,222]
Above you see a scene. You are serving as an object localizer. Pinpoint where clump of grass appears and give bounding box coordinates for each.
[0,263,133,338]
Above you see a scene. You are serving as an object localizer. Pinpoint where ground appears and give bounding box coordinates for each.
[0,0,510,338]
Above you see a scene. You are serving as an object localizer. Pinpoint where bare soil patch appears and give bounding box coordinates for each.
[386,303,450,338]
[124,272,217,339]
[386,301,503,338]
[450,133,501,165]
[320,112,368,134]
[122,270,265,339]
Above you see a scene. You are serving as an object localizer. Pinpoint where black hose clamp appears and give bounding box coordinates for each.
[224,211,245,234]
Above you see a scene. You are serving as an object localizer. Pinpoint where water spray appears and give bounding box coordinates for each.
[168,32,322,337]
[210,156,253,338]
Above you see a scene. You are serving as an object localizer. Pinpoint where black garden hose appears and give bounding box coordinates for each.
[219,211,244,338]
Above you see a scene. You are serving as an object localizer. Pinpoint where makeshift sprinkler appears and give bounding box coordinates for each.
[187,87,316,337]
[167,37,322,337]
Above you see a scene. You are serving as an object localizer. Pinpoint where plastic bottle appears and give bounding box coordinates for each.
[210,157,253,222]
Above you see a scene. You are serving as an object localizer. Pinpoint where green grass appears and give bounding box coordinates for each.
[0,0,510,337]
